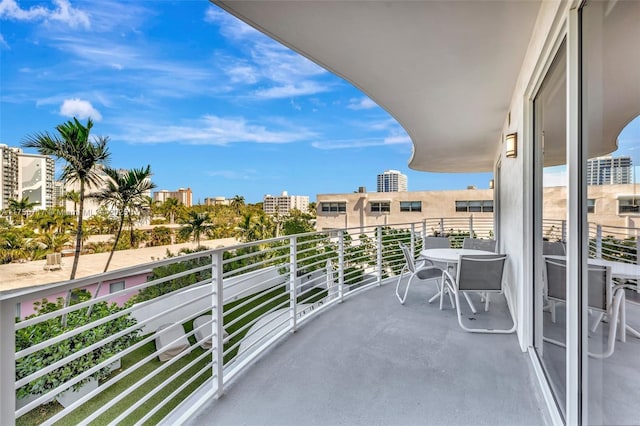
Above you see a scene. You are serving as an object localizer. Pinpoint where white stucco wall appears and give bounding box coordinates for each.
[497,0,567,351]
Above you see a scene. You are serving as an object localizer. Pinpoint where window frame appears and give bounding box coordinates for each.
[399,201,422,212]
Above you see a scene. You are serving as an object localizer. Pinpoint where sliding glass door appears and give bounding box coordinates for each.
[533,41,567,419]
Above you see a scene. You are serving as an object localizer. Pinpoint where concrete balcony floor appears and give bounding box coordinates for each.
[185,278,549,425]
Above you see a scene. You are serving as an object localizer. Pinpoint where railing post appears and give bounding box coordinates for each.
[595,225,602,259]
[469,215,474,238]
[338,231,345,302]
[212,251,224,399]
[439,218,444,236]
[289,236,298,331]
[422,219,427,241]
[636,236,640,266]
[376,226,383,286]
[561,220,567,242]
[0,299,16,426]
[410,223,416,259]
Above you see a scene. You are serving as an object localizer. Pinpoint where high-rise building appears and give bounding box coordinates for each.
[0,145,55,211]
[587,156,632,185]
[0,144,20,211]
[18,152,55,210]
[153,188,193,207]
[263,191,309,215]
[377,170,408,192]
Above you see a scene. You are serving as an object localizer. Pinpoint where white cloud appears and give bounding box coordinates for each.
[205,7,330,99]
[59,98,102,121]
[113,115,317,146]
[255,82,331,99]
[226,64,259,85]
[347,97,377,110]
[48,0,90,28]
[311,136,411,150]
[0,0,90,29]
[204,6,261,40]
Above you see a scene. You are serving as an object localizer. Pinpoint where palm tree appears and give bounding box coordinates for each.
[7,197,38,225]
[178,211,214,247]
[161,198,182,224]
[230,195,245,215]
[23,117,110,280]
[63,190,81,215]
[91,166,155,272]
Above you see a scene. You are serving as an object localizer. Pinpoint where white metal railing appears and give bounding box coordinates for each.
[4,220,475,425]
[3,216,640,424]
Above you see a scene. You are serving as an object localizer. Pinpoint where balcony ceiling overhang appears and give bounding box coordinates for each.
[214,0,541,173]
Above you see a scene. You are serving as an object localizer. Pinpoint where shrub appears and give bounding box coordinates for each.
[15,290,140,399]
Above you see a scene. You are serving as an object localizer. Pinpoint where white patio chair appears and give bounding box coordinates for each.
[155,323,190,362]
[543,241,566,256]
[395,243,446,305]
[462,237,497,252]
[442,254,516,334]
[543,258,626,358]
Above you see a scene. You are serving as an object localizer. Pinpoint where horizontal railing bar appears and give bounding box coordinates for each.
[108,349,213,425]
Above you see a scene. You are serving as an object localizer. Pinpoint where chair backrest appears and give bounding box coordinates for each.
[543,241,566,256]
[544,257,610,311]
[462,238,497,252]
[456,254,507,292]
[424,236,450,249]
[399,243,416,273]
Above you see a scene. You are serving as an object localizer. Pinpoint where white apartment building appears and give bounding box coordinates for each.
[263,191,309,215]
[204,197,230,206]
[153,188,193,207]
[0,144,20,210]
[376,170,407,192]
[586,156,633,185]
[0,145,54,211]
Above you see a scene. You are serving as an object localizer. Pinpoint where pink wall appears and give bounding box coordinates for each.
[18,272,150,319]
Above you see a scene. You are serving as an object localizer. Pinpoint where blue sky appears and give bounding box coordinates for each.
[2,1,637,204]
[0,0,496,203]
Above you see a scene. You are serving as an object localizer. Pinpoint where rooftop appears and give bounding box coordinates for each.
[0,237,238,292]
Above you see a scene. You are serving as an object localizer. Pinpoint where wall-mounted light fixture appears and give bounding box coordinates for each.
[505,133,518,158]
[489,179,495,189]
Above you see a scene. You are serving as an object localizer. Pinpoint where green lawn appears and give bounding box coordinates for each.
[16,285,327,425]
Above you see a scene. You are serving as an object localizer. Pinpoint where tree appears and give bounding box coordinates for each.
[23,117,111,279]
[91,165,155,272]
[63,190,81,215]
[230,195,245,215]
[161,198,182,224]
[178,211,214,247]
[8,197,38,225]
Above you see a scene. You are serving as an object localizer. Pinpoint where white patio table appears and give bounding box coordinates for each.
[420,248,496,311]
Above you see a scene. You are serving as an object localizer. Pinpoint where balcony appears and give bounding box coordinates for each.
[1,217,636,425]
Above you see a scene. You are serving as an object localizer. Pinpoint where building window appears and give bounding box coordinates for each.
[370,201,390,213]
[587,198,595,214]
[320,202,347,213]
[400,201,422,212]
[455,200,493,213]
[619,198,640,214]
[110,281,125,293]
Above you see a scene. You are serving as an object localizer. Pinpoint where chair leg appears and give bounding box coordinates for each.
[590,290,624,359]
[395,266,410,304]
[590,312,605,333]
[463,292,477,314]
